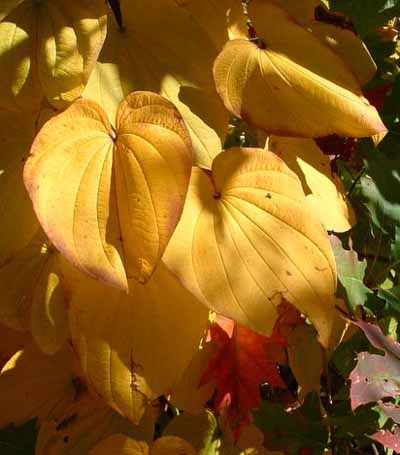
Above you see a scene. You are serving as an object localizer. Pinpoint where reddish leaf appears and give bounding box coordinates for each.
[355,320,400,359]
[200,303,303,433]
[364,83,393,112]
[369,427,400,452]
[350,322,400,410]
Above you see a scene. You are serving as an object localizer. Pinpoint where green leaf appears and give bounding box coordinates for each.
[330,235,373,311]
[330,0,400,37]
[253,393,328,454]
[378,287,400,313]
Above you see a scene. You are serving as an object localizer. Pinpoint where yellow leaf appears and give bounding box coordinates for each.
[90,434,149,455]
[24,92,192,289]
[287,324,323,402]
[0,110,39,265]
[68,263,209,424]
[151,436,197,455]
[213,1,386,137]
[37,396,154,455]
[169,341,215,415]
[164,148,338,347]
[0,232,48,330]
[0,0,107,110]
[163,411,217,452]
[0,343,76,427]
[83,0,230,169]
[269,136,355,232]
[30,253,69,355]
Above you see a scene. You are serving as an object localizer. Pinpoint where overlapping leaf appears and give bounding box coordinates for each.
[269,136,355,232]
[164,148,338,347]
[83,0,233,168]
[0,110,38,265]
[0,0,107,111]
[213,1,386,137]
[36,394,154,455]
[24,92,192,289]
[68,264,209,424]
[0,343,76,427]
[90,434,197,455]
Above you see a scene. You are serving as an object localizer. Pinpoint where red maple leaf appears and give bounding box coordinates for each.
[200,303,303,435]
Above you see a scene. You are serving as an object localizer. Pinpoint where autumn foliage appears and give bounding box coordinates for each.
[1,0,400,454]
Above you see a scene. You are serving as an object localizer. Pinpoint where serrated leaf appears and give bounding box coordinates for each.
[24,92,192,289]
[369,427,400,452]
[68,264,209,424]
[270,137,355,232]
[164,148,338,347]
[213,1,385,138]
[350,321,400,409]
[330,235,373,311]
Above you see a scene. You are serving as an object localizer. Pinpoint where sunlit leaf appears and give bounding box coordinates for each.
[213,1,386,137]
[270,137,355,232]
[164,148,338,347]
[0,0,107,110]
[24,92,192,289]
[83,0,231,168]
[68,264,209,424]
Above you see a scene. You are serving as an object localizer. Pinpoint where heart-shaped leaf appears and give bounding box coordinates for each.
[164,148,338,347]
[24,92,192,289]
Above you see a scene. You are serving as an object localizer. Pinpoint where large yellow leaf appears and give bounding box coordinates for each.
[269,136,355,232]
[164,148,338,347]
[68,264,209,424]
[37,395,154,455]
[83,0,230,169]
[0,343,76,427]
[0,0,107,111]
[213,1,386,138]
[24,92,192,289]
[0,110,39,265]
[239,0,376,86]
